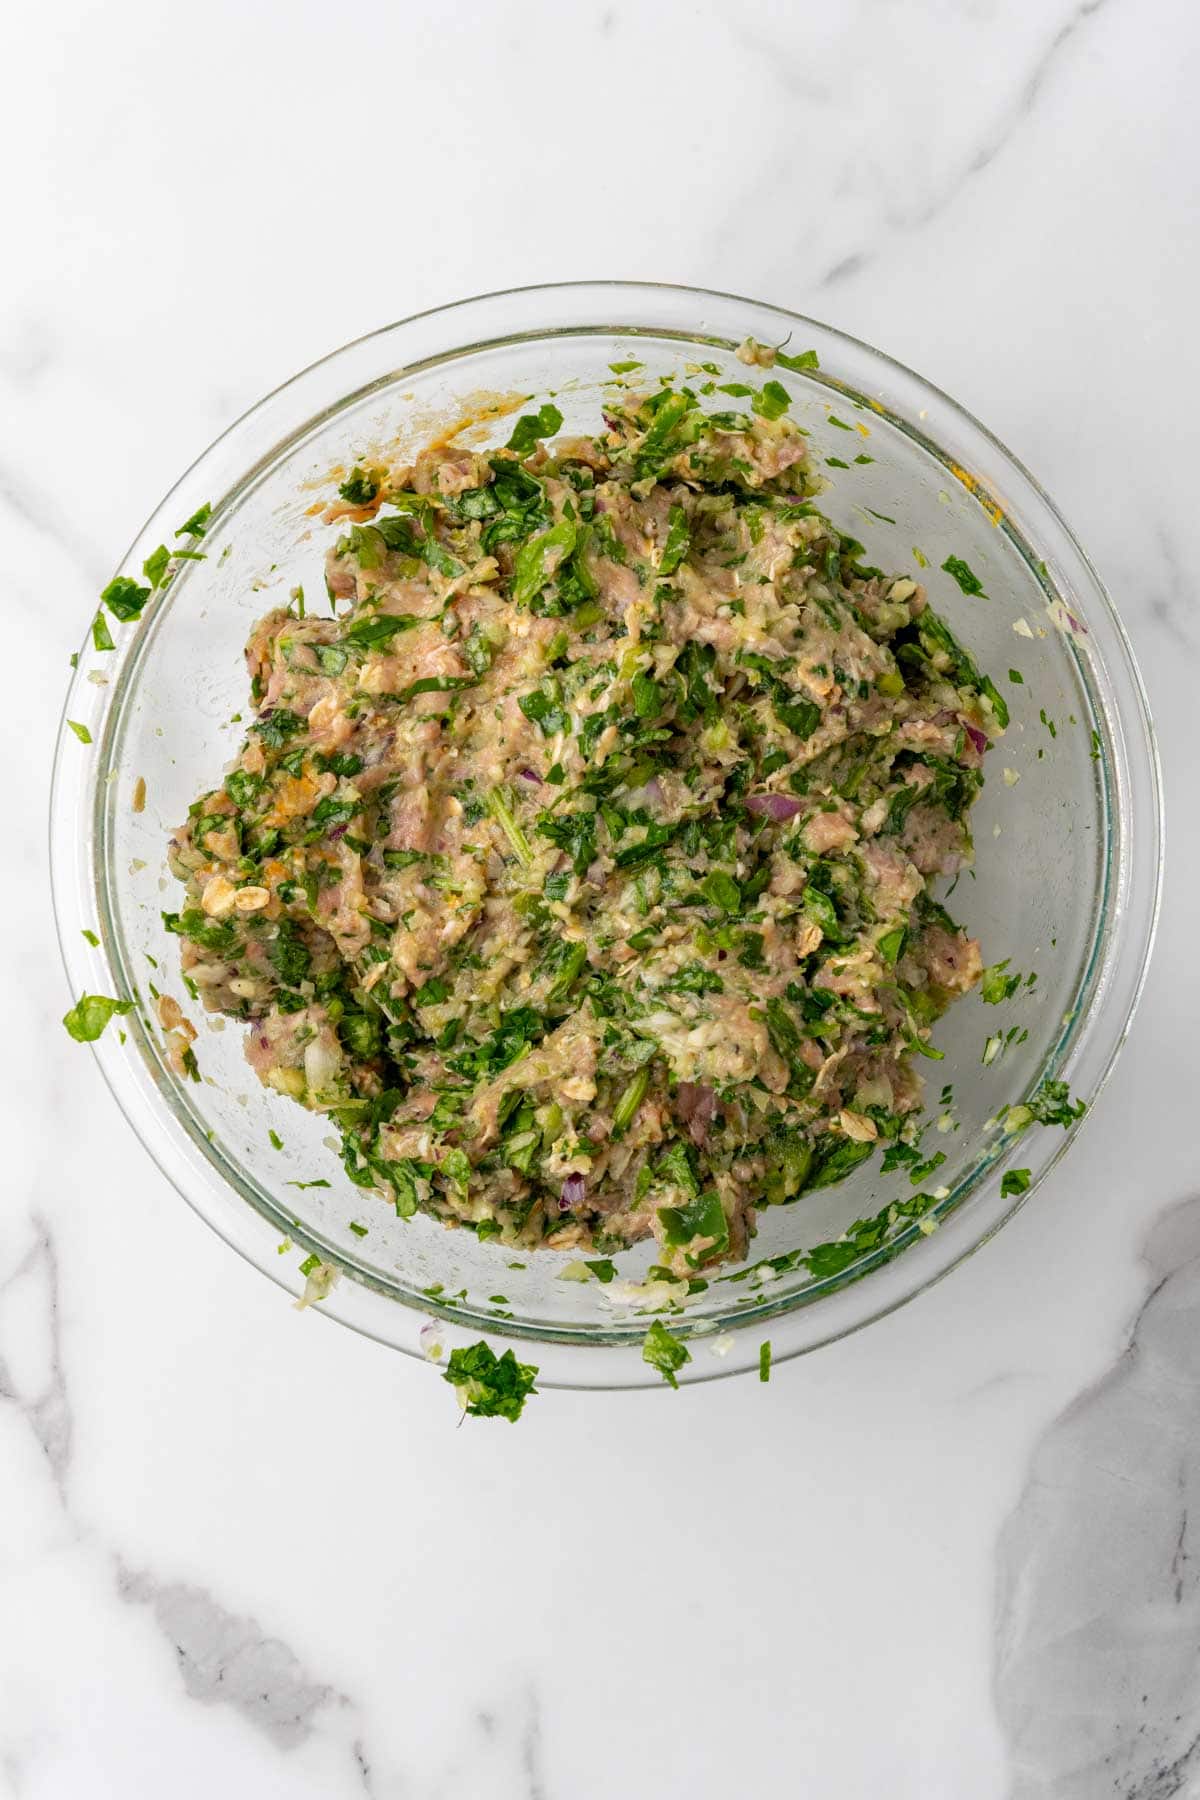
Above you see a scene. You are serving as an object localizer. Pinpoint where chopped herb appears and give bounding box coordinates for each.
[175,503,212,538]
[774,346,819,372]
[100,575,152,622]
[759,1340,772,1383]
[488,787,534,865]
[1000,1168,1032,1197]
[613,1067,651,1134]
[1006,1080,1086,1131]
[253,708,306,750]
[642,1319,690,1388]
[700,870,741,914]
[443,1340,538,1421]
[751,380,791,421]
[342,612,423,650]
[801,1190,938,1280]
[774,694,821,739]
[66,719,92,744]
[941,555,986,597]
[877,927,906,966]
[657,1188,728,1264]
[63,993,132,1042]
[659,504,691,575]
[143,544,171,590]
[339,466,379,505]
[519,683,570,737]
[536,806,594,875]
[512,519,576,608]
[506,403,564,455]
[980,959,1021,1004]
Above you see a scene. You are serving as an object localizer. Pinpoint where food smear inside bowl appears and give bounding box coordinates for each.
[165,364,1007,1278]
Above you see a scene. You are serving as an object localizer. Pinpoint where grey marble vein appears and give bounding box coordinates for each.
[995,1194,1200,1799]
[0,314,59,389]
[522,1682,548,1800]
[0,1212,384,1788]
[0,455,109,591]
[429,1685,549,1800]
[0,1196,558,1797]
[819,0,1112,287]
[0,1217,72,1495]
[722,16,833,105]
[116,1563,349,1750]
[1145,523,1199,652]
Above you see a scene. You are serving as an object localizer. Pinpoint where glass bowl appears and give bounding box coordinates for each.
[50,282,1162,1388]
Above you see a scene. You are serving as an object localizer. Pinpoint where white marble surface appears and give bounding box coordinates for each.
[2,1,1197,1794]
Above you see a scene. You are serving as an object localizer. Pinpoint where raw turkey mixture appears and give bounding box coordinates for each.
[167,371,1006,1276]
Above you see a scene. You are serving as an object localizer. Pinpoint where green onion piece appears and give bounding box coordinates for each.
[613,1066,650,1134]
[486,787,532,866]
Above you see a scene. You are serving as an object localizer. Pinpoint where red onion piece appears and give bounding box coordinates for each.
[676,1082,717,1146]
[561,1172,586,1211]
[746,791,805,821]
[517,766,542,784]
[963,722,988,755]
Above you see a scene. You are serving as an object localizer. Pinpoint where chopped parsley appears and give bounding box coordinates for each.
[643,1319,690,1389]
[774,346,819,372]
[100,575,151,621]
[443,1340,539,1421]
[506,403,564,456]
[143,544,171,590]
[751,380,791,421]
[980,959,1021,1005]
[338,466,380,506]
[175,503,212,538]
[63,993,132,1042]
[941,555,986,597]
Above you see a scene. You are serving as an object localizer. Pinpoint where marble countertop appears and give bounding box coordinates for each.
[3,1,1197,1794]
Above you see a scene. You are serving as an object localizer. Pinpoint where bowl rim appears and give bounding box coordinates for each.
[49,279,1164,1388]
